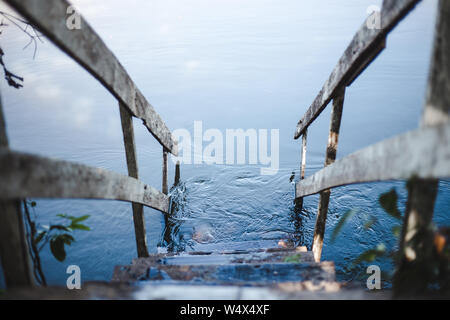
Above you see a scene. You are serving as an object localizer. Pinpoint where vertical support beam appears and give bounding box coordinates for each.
[294,128,308,210]
[312,87,345,262]
[174,161,181,186]
[119,103,149,258]
[300,129,308,181]
[162,148,168,195]
[394,0,450,296]
[0,90,34,288]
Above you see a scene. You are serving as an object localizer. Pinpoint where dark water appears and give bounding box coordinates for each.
[0,0,448,287]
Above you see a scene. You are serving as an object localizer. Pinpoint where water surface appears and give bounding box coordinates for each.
[0,0,448,287]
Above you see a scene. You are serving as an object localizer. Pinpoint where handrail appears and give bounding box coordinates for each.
[0,149,170,213]
[0,0,182,287]
[293,0,450,269]
[294,0,421,139]
[5,0,178,155]
[296,123,450,198]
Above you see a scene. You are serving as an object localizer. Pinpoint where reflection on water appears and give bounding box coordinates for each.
[0,0,448,287]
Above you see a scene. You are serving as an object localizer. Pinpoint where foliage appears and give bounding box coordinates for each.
[378,189,402,220]
[23,201,91,286]
[332,185,450,292]
[330,209,357,243]
[331,188,403,277]
[283,253,302,264]
[32,206,90,262]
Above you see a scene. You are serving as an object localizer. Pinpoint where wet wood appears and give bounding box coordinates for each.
[174,161,181,186]
[0,93,34,288]
[112,247,334,285]
[312,88,345,262]
[5,0,177,155]
[296,123,450,198]
[294,0,421,138]
[119,104,148,258]
[294,128,308,210]
[162,148,168,195]
[0,149,170,213]
[394,0,450,297]
[0,201,35,288]
[300,130,308,180]
[347,39,386,87]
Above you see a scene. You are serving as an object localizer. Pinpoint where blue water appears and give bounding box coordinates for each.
[0,0,448,288]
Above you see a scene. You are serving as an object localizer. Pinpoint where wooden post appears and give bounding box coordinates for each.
[119,103,149,258]
[0,90,34,288]
[295,128,308,210]
[394,0,449,296]
[312,87,345,262]
[174,161,181,186]
[162,148,168,195]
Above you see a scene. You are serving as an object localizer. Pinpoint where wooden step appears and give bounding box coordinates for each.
[112,247,335,286]
[138,247,313,266]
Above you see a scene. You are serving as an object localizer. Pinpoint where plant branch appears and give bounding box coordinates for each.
[23,200,47,286]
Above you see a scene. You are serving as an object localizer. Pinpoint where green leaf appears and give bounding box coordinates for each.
[70,215,90,223]
[391,225,402,238]
[351,243,386,267]
[30,201,37,207]
[49,225,71,232]
[58,233,75,245]
[379,189,402,219]
[50,237,66,262]
[57,213,78,221]
[69,223,90,231]
[331,209,358,243]
[363,216,377,230]
[283,253,302,263]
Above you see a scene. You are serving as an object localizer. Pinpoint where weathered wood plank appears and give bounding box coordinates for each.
[174,161,181,186]
[300,130,308,181]
[295,123,450,198]
[4,0,177,155]
[294,0,421,138]
[394,0,450,297]
[312,88,345,262]
[0,91,34,288]
[0,201,35,288]
[294,128,308,210]
[0,149,170,213]
[162,148,168,195]
[119,104,148,258]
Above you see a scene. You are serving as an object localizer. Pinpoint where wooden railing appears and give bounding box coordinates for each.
[294,0,450,284]
[0,0,178,288]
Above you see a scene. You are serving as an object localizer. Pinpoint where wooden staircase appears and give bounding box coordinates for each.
[2,247,389,299]
[110,247,346,299]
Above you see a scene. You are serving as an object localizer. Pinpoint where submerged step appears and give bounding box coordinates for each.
[134,247,313,266]
[112,247,335,286]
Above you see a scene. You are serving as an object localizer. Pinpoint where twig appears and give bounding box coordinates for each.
[0,10,43,58]
[23,200,47,286]
[0,48,23,88]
